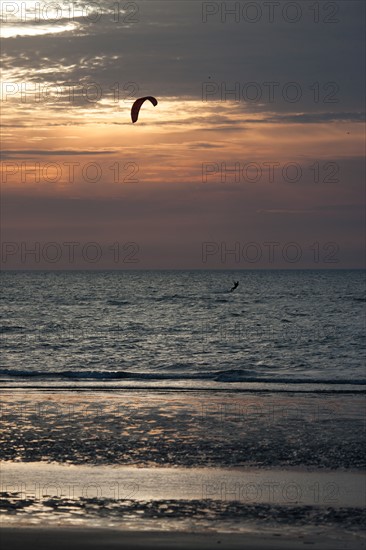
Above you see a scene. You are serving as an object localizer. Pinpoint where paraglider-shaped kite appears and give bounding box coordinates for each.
[131,96,158,123]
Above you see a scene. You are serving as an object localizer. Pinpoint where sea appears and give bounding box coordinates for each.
[0,269,365,390]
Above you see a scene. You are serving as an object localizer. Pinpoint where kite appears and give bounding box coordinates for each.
[131,96,158,123]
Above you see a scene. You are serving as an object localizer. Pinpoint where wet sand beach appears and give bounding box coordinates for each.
[1,527,365,550]
[1,389,365,549]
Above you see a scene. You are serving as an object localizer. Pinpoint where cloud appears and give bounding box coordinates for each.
[246,112,365,124]
[0,149,117,159]
[187,142,226,149]
[2,1,364,114]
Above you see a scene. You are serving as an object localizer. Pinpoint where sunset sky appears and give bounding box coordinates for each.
[1,0,365,269]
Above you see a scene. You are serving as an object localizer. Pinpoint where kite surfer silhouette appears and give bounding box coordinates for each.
[230,281,239,293]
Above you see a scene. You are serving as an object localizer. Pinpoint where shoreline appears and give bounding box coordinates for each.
[1,389,364,470]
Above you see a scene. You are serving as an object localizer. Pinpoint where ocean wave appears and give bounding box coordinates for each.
[0,368,364,385]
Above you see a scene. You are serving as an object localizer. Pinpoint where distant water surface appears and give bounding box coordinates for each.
[0,270,365,390]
